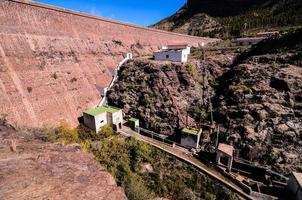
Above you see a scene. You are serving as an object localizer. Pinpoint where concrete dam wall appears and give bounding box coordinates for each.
[0,0,217,127]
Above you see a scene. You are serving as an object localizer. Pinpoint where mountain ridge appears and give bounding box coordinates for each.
[152,0,302,38]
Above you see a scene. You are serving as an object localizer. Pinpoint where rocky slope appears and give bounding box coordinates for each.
[213,30,302,173]
[0,0,212,128]
[107,30,302,173]
[152,0,302,37]
[107,56,229,135]
[0,118,127,200]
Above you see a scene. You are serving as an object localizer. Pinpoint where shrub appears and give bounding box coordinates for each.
[100,124,114,138]
[56,120,79,144]
[191,50,202,58]
[186,64,197,77]
[140,81,146,88]
[209,79,219,88]
[129,82,136,90]
[78,124,98,141]
[188,104,208,121]
[143,95,151,105]
[123,173,154,200]
[162,63,172,70]
[229,85,252,94]
[202,130,210,139]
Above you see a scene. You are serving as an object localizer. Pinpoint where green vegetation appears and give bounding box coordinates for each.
[182,127,199,136]
[143,95,151,105]
[188,104,208,122]
[162,63,172,70]
[229,85,252,94]
[263,148,279,165]
[43,121,239,200]
[186,63,197,77]
[128,82,136,90]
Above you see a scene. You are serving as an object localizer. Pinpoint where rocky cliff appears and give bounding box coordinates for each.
[0,0,215,128]
[107,30,302,173]
[0,118,127,199]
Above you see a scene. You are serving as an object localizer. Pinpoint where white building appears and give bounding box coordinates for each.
[83,105,123,132]
[154,44,191,63]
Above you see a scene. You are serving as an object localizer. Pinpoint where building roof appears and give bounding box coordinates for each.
[84,105,120,116]
[129,117,139,122]
[293,172,302,188]
[217,143,234,157]
[162,44,190,50]
[181,128,198,136]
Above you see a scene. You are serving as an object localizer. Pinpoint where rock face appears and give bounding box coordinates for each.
[108,30,302,173]
[213,31,302,173]
[0,0,215,128]
[107,57,227,135]
[0,118,127,200]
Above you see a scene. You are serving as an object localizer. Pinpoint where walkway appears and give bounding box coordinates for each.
[120,126,255,200]
[98,56,131,106]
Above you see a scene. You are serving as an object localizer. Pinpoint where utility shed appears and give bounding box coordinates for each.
[216,143,234,172]
[180,128,202,149]
[154,44,191,63]
[128,117,139,131]
[287,172,302,200]
[83,105,123,132]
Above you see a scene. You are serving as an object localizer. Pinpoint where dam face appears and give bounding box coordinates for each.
[0,0,216,127]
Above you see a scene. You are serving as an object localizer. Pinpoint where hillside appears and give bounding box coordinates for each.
[107,29,302,174]
[152,0,302,38]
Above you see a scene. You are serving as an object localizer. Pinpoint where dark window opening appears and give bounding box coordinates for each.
[166,55,169,59]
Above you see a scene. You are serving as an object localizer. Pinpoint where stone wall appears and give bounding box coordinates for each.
[0,0,217,127]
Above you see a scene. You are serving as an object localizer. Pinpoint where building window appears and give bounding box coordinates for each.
[100,120,104,123]
[166,54,169,59]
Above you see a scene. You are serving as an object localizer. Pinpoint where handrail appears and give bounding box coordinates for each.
[98,56,130,106]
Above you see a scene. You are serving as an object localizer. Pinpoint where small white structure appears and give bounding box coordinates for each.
[154,44,191,63]
[124,52,133,59]
[216,143,234,172]
[83,105,123,132]
[287,172,302,200]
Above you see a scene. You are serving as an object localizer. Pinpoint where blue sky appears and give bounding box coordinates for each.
[34,0,186,26]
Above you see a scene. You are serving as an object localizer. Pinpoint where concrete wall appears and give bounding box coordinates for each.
[0,0,217,127]
[83,114,96,131]
[94,112,108,132]
[181,135,198,148]
[111,110,123,125]
[287,174,302,200]
[154,50,187,62]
